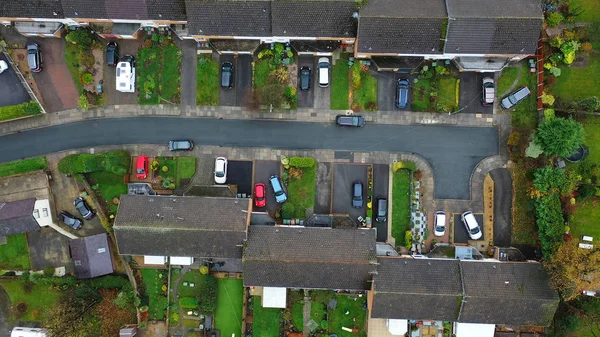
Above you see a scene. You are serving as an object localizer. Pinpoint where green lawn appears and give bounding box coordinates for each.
[0,279,60,321]
[291,302,304,330]
[286,165,317,218]
[497,66,520,96]
[438,78,458,110]
[0,101,42,121]
[140,268,168,320]
[161,43,182,103]
[177,270,209,298]
[176,157,196,182]
[570,198,600,244]
[253,296,282,337]
[552,54,600,102]
[137,46,161,104]
[0,157,47,178]
[0,234,31,270]
[331,56,350,110]
[329,295,367,337]
[412,79,432,112]
[570,0,600,22]
[508,62,538,129]
[254,59,271,88]
[214,278,244,337]
[89,171,127,213]
[64,42,84,94]
[353,70,378,111]
[391,169,411,245]
[197,55,219,106]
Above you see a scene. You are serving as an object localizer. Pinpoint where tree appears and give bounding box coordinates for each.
[197,276,218,314]
[546,12,564,27]
[47,291,101,337]
[65,29,94,47]
[534,117,585,158]
[258,83,285,110]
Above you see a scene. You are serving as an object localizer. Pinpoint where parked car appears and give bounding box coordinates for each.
[214,157,228,184]
[434,211,446,237]
[221,62,234,89]
[318,57,330,87]
[106,42,119,66]
[254,183,267,208]
[74,197,94,220]
[500,86,530,109]
[168,140,194,151]
[376,198,387,222]
[335,115,365,127]
[58,211,83,230]
[26,43,42,73]
[396,79,409,109]
[482,77,495,106]
[352,181,364,208]
[269,175,287,203]
[116,55,135,93]
[136,155,149,179]
[0,60,8,74]
[461,211,482,240]
[299,66,311,91]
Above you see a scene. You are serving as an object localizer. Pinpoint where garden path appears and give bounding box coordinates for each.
[170,266,192,333]
[303,289,311,337]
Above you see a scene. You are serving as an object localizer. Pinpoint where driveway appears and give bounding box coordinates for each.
[26,227,73,271]
[376,71,412,111]
[29,38,79,112]
[226,160,253,195]
[236,55,253,106]
[219,54,236,106]
[331,164,368,222]
[373,164,389,242]
[458,72,493,114]
[297,55,314,108]
[0,285,9,337]
[314,162,332,214]
[0,118,498,200]
[490,168,512,246]
[104,38,139,106]
[253,160,281,214]
[453,213,485,243]
[0,54,31,108]
[179,39,197,107]
[314,57,331,109]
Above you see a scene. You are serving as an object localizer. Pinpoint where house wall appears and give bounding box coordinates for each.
[33,199,53,227]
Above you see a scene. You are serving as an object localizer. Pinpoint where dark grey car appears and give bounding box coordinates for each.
[221,62,234,89]
[396,79,409,109]
[336,115,365,127]
[58,211,83,230]
[299,66,311,91]
[27,43,41,73]
[168,140,194,151]
[74,197,94,220]
[501,86,530,110]
[106,42,119,66]
[352,181,364,208]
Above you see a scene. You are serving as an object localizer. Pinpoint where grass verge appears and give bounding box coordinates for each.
[0,279,60,321]
[197,55,219,106]
[254,59,271,88]
[331,56,350,110]
[0,101,42,122]
[438,78,458,110]
[286,165,317,218]
[140,268,168,320]
[176,157,196,182]
[392,169,411,245]
[253,296,282,337]
[552,54,600,102]
[215,278,244,337]
[353,71,378,111]
[0,157,47,178]
[161,44,182,103]
[0,234,31,270]
[89,171,127,213]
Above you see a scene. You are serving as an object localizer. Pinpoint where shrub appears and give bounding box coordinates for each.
[78,51,95,69]
[43,266,55,277]
[65,29,94,46]
[404,230,413,247]
[544,108,555,120]
[578,183,597,197]
[525,140,544,158]
[0,101,42,121]
[157,296,169,310]
[351,63,362,90]
[549,36,564,48]
[392,161,417,172]
[507,131,521,146]
[546,12,564,27]
[78,93,89,111]
[581,42,593,51]
[80,72,94,85]
[541,92,555,106]
[288,167,303,180]
[197,276,218,314]
[577,96,600,112]
[282,202,295,218]
[549,67,562,77]
[100,150,131,175]
[366,102,378,111]
[162,166,169,172]
[12,302,27,319]
[179,297,199,309]
[563,29,577,41]
[289,157,315,168]
[199,265,209,275]
[87,275,130,289]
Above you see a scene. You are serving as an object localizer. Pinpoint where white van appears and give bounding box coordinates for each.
[318,57,330,87]
[116,55,136,93]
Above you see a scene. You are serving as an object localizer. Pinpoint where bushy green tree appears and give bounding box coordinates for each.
[534,117,585,157]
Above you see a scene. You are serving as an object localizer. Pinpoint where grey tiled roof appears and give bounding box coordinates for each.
[0,199,39,236]
[113,195,249,259]
[0,0,64,19]
[371,258,462,320]
[459,261,559,325]
[61,0,186,20]
[447,0,542,18]
[243,226,377,289]
[360,0,447,18]
[271,1,357,37]
[357,17,444,54]
[185,0,271,36]
[69,233,114,279]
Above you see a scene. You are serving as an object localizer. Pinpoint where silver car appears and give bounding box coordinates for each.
[482,77,495,106]
[501,86,530,109]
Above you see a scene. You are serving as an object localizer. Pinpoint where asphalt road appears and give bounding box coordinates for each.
[490,168,512,247]
[0,54,30,108]
[0,117,498,200]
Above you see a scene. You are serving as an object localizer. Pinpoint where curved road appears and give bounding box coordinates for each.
[0,117,498,199]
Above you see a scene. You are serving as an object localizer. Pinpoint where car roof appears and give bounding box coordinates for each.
[464,212,478,229]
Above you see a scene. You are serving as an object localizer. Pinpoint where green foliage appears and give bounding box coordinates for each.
[287,165,317,218]
[196,56,220,106]
[435,65,449,75]
[549,36,565,48]
[0,101,42,121]
[0,157,47,178]
[258,83,285,109]
[546,12,565,27]
[541,92,555,106]
[282,202,295,218]
[77,51,95,69]
[549,66,562,77]
[0,234,31,270]
[404,230,413,247]
[113,288,135,309]
[392,170,411,245]
[198,276,218,314]
[86,275,130,289]
[534,117,585,157]
[58,150,130,175]
[577,96,600,112]
[533,166,567,195]
[351,62,362,90]
[578,183,597,197]
[179,297,199,309]
[43,267,55,277]
[525,140,544,158]
[392,161,417,172]
[65,29,94,46]
[78,94,89,111]
[289,157,315,168]
[331,54,350,110]
[544,108,555,120]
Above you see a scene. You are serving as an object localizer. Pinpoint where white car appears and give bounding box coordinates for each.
[433,211,446,237]
[116,55,135,93]
[461,211,482,240]
[0,60,8,74]
[318,57,330,87]
[214,157,228,184]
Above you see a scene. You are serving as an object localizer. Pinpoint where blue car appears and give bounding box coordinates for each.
[269,175,287,204]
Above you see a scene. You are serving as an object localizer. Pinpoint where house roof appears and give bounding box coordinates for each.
[371,257,463,321]
[60,0,186,21]
[0,0,64,19]
[359,0,447,18]
[271,1,357,38]
[243,226,377,290]
[0,198,39,236]
[113,195,250,259]
[446,0,542,18]
[459,261,559,326]
[357,17,444,54]
[69,233,114,279]
[185,0,271,37]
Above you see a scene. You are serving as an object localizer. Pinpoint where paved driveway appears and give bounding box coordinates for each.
[377,72,412,111]
[314,162,332,214]
[297,55,314,108]
[236,55,253,106]
[253,160,281,213]
[226,160,253,195]
[0,54,30,108]
[490,168,512,246]
[219,54,236,106]
[314,57,331,109]
[29,38,79,112]
[0,118,498,200]
[104,38,139,106]
[179,39,197,107]
[453,213,485,243]
[458,72,493,114]
[373,164,389,242]
[331,164,368,222]
[27,227,73,271]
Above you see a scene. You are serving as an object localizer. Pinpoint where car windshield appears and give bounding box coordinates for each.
[352,117,359,126]
[435,225,445,232]
[508,95,518,104]
[216,171,224,178]
[275,190,283,196]
[470,226,480,235]
[137,168,145,174]
[484,82,494,88]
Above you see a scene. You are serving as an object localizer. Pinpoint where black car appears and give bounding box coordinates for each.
[221,62,234,89]
[168,140,194,151]
[120,54,136,67]
[396,79,409,109]
[352,181,364,208]
[375,198,387,222]
[74,197,94,220]
[58,211,83,230]
[336,115,365,127]
[26,43,42,73]
[299,66,311,91]
[106,42,119,66]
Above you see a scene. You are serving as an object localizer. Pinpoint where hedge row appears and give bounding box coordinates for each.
[392,161,417,172]
[58,150,130,175]
[289,157,315,168]
[0,101,42,121]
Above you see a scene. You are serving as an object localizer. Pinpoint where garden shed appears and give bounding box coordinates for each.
[453,322,494,337]
[262,287,287,308]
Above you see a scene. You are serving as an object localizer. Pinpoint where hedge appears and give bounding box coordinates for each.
[392,161,417,172]
[180,297,199,309]
[289,157,315,168]
[58,150,130,175]
[0,101,42,122]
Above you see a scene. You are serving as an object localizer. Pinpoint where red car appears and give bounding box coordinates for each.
[254,183,267,208]
[136,156,149,179]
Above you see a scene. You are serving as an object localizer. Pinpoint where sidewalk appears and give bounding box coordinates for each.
[0,104,499,135]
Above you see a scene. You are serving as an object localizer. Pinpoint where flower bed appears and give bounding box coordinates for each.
[137,34,182,104]
[250,43,297,110]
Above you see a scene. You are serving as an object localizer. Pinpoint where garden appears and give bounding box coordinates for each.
[331,54,350,110]
[251,296,282,337]
[0,156,47,178]
[214,278,244,337]
[139,268,169,320]
[151,156,196,190]
[350,61,377,112]
[0,234,31,270]
[281,156,317,220]
[249,43,297,110]
[137,33,182,105]
[0,101,42,121]
[410,61,459,113]
[169,267,219,329]
[391,164,412,246]
[196,55,220,106]
[64,28,104,110]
